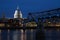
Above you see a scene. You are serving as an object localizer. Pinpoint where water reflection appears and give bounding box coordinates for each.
[13,30,21,40]
[0,29,36,40]
[0,30,1,40]
[45,29,60,40]
[0,29,60,40]
[1,30,8,40]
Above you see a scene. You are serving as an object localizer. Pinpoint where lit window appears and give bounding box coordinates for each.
[0,23,5,27]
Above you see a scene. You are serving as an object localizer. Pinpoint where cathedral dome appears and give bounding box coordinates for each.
[14,6,22,18]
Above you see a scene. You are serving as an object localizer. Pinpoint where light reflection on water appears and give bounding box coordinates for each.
[0,29,36,40]
[0,29,60,40]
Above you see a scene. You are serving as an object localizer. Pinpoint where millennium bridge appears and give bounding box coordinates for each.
[0,8,60,40]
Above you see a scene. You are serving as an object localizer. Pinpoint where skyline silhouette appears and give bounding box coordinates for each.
[0,0,60,18]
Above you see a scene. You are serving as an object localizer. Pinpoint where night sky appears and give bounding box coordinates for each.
[0,0,60,18]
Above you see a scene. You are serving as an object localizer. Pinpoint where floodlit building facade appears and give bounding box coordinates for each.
[14,6,22,18]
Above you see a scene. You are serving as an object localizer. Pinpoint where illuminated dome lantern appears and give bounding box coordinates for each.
[14,6,22,18]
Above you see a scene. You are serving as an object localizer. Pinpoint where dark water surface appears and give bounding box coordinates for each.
[0,29,36,40]
[0,29,60,40]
